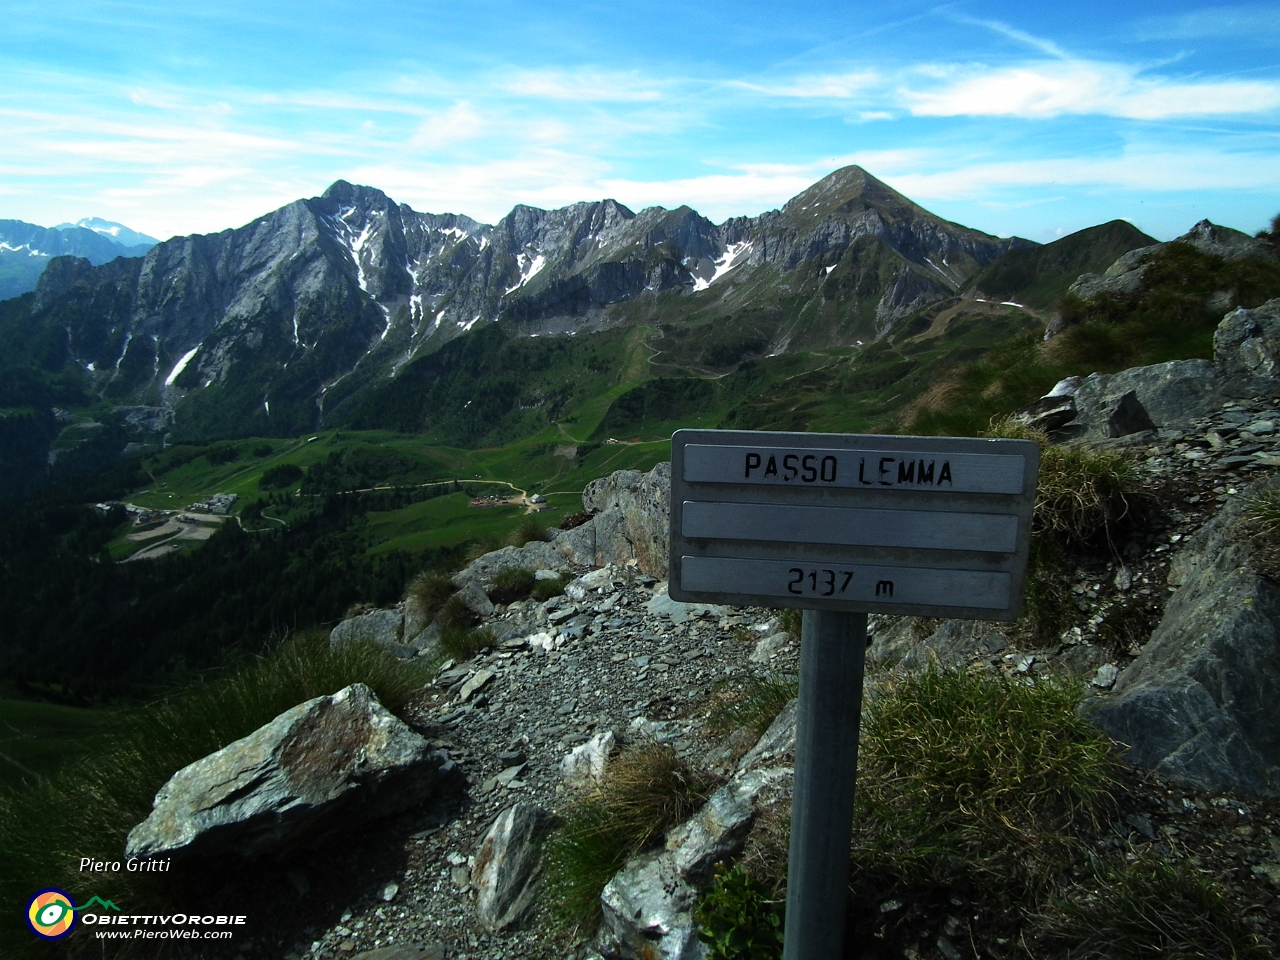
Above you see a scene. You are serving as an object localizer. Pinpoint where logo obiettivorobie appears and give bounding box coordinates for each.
[26,889,77,940]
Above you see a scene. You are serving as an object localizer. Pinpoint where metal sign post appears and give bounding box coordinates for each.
[668,429,1039,960]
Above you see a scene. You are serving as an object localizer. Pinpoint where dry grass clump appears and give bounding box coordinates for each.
[984,418,1139,549]
[509,518,552,547]
[487,567,536,604]
[405,570,457,622]
[1034,855,1269,959]
[1242,484,1280,579]
[542,742,716,931]
[849,666,1120,898]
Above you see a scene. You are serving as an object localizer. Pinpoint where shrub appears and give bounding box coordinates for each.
[205,444,240,466]
[695,864,784,960]
[849,667,1119,898]
[509,518,552,547]
[531,573,568,601]
[543,743,715,931]
[259,462,304,490]
[705,673,798,739]
[252,443,274,457]
[0,632,428,953]
[437,593,476,633]
[488,568,536,605]
[1036,856,1269,959]
[439,626,494,660]
[406,570,457,622]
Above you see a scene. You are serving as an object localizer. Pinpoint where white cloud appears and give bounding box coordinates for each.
[902,60,1280,120]
[729,71,880,99]
[501,69,664,102]
[410,101,485,146]
[1134,5,1280,41]
[881,149,1280,199]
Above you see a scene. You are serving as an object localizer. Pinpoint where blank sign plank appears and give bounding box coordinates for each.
[681,500,1019,554]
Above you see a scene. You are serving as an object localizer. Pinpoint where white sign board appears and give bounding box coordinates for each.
[669,429,1040,620]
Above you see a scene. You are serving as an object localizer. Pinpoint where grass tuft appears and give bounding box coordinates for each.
[439,626,495,660]
[543,742,716,932]
[850,667,1119,898]
[405,569,458,622]
[778,609,801,641]
[1036,855,1269,959]
[705,673,798,739]
[985,419,1139,549]
[488,567,536,604]
[508,518,553,547]
[530,574,567,601]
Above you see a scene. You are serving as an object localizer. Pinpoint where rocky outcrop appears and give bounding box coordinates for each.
[559,730,616,788]
[1058,360,1224,437]
[581,462,672,577]
[1067,220,1272,305]
[1022,299,1280,440]
[1086,476,1280,796]
[330,607,416,658]
[125,684,454,860]
[471,803,551,931]
[597,766,792,960]
[1216,299,1280,399]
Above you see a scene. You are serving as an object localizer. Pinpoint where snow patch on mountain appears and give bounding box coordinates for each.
[693,241,752,291]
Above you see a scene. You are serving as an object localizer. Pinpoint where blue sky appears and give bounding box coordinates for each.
[2,1,1278,244]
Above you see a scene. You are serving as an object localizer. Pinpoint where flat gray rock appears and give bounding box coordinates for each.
[126,684,452,860]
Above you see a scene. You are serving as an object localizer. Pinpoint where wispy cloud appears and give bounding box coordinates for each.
[950,15,1072,59]
[1133,5,1280,41]
[501,69,665,102]
[902,60,1280,119]
[729,71,880,99]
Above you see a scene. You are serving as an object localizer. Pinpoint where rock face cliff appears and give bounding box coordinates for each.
[17,167,1024,439]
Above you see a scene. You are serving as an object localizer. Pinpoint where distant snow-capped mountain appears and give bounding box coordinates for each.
[54,217,160,249]
[0,218,157,300]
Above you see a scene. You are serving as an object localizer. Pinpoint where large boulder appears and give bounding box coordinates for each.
[126,684,453,860]
[472,803,550,931]
[1214,299,1280,399]
[1060,359,1223,437]
[1086,477,1280,796]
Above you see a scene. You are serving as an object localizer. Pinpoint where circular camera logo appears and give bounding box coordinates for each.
[26,889,77,940]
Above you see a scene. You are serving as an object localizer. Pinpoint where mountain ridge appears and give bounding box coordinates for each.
[14,166,1029,441]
